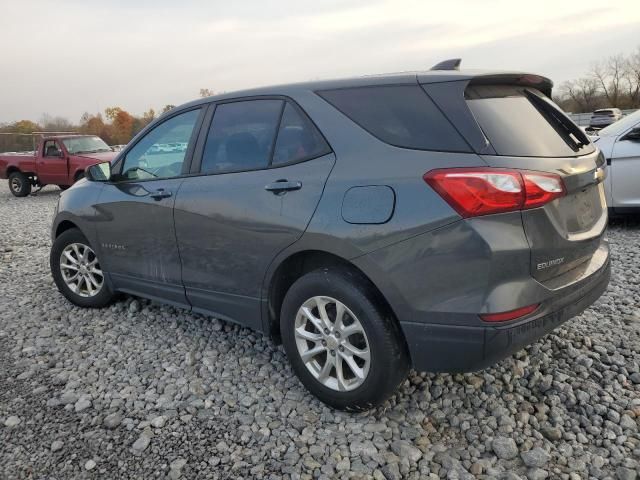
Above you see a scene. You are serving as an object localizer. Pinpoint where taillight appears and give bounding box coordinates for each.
[522,173,565,209]
[424,168,565,218]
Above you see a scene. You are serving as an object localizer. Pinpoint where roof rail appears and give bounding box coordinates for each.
[430,58,461,71]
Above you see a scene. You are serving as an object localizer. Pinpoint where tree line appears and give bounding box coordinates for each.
[555,46,640,113]
[0,104,176,152]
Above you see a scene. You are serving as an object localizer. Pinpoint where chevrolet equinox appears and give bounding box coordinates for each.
[50,61,611,411]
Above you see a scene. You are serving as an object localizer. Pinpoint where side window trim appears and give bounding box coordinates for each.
[112,106,206,183]
[189,103,217,174]
[267,101,287,166]
[191,95,333,176]
[269,101,333,168]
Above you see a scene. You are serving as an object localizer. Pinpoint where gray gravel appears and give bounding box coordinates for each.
[0,183,639,479]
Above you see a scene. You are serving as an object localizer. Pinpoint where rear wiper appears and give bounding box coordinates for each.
[524,89,589,151]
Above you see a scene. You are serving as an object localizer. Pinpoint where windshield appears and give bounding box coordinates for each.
[598,110,640,137]
[62,136,111,154]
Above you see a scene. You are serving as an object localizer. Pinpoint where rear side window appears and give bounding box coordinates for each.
[317,85,471,152]
[272,103,331,166]
[201,100,283,174]
[466,85,594,157]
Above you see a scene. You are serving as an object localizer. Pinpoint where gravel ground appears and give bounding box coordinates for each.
[0,183,639,480]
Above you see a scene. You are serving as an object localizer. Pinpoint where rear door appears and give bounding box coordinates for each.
[38,140,68,184]
[174,98,334,329]
[461,83,606,283]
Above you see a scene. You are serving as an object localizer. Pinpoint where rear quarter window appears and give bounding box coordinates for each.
[317,85,471,152]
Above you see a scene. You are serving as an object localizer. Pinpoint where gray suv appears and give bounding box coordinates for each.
[50,64,610,410]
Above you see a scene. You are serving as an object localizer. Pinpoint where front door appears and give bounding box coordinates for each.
[611,121,640,207]
[38,140,68,185]
[174,99,334,329]
[95,107,204,305]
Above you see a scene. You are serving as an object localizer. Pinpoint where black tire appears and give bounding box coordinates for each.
[59,185,70,191]
[280,267,409,411]
[8,172,31,197]
[50,228,114,308]
[74,171,85,182]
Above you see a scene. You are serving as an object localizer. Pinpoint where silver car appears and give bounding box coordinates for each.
[590,108,623,128]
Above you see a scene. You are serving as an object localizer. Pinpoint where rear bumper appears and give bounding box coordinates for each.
[401,257,610,372]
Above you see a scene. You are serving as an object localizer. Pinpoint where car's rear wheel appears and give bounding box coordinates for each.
[8,172,31,197]
[50,228,114,308]
[280,268,409,411]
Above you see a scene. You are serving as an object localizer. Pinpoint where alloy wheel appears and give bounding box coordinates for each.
[294,296,371,392]
[59,243,104,298]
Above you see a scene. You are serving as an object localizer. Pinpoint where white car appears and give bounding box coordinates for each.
[593,110,640,213]
[589,108,623,128]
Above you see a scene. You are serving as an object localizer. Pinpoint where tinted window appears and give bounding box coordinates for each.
[201,100,282,174]
[318,85,470,152]
[466,85,594,157]
[121,109,200,180]
[272,103,330,165]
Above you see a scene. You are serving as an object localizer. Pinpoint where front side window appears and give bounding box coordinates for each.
[272,103,330,166]
[201,100,283,174]
[43,140,61,157]
[121,109,200,180]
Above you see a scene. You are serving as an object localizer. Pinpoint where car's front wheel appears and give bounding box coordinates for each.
[8,172,31,197]
[50,228,114,308]
[280,268,409,411]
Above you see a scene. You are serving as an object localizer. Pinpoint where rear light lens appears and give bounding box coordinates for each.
[424,168,565,218]
[522,173,565,209]
[480,303,539,322]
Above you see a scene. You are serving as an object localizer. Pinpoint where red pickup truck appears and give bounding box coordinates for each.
[0,135,117,197]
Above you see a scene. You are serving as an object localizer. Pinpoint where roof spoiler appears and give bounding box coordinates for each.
[430,58,461,71]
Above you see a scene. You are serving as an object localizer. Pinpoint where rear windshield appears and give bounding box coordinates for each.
[466,85,594,157]
[594,110,614,116]
[317,85,471,152]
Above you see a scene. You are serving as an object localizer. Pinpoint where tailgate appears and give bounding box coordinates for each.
[460,80,606,284]
[480,151,607,283]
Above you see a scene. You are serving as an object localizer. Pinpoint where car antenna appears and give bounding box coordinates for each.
[430,59,461,71]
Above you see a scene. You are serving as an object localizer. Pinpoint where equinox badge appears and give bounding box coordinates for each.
[537,257,565,270]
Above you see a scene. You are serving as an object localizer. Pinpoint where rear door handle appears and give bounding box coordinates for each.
[149,188,172,200]
[264,179,302,195]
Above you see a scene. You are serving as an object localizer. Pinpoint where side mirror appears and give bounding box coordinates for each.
[85,161,112,182]
[623,126,640,141]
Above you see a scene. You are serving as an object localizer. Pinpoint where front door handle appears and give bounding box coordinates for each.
[264,179,302,195]
[149,188,172,200]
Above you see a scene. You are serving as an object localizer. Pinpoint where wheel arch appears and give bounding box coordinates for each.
[7,166,35,178]
[265,249,405,350]
[6,166,20,176]
[55,219,80,238]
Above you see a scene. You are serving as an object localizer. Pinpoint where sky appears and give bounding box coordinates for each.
[0,0,639,123]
